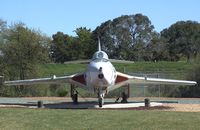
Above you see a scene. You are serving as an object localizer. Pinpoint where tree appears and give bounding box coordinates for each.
[0,19,7,74]
[161,21,200,61]
[51,32,70,63]
[93,13,155,61]
[4,23,50,79]
[1,23,50,96]
[145,33,170,61]
[0,19,7,34]
[74,27,96,59]
[51,28,95,62]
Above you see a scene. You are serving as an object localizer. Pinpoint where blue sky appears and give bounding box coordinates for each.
[0,0,200,36]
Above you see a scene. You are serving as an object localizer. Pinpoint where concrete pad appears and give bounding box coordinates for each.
[44,102,162,109]
[0,97,162,109]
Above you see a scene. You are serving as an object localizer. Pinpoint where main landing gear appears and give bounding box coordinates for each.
[121,92,128,103]
[115,84,130,103]
[115,92,128,103]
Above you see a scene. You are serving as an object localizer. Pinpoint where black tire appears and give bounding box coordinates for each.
[98,98,103,107]
[73,93,78,104]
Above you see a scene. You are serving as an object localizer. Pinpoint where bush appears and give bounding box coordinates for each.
[56,86,68,97]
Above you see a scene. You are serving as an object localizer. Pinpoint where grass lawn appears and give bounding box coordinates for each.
[0,108,199,130]
[37,63,87,76]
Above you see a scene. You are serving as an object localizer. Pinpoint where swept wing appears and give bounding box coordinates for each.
[3,73,87,88]
[115,72,197,86]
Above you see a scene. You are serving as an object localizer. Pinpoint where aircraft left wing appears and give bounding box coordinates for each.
[3,73,87,87]
[115,72,197,86]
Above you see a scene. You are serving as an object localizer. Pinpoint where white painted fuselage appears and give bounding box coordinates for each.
[85,51,117,94]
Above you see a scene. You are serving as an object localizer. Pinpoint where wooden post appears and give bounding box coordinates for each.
[37,100,44,108]
[144,98,150,107]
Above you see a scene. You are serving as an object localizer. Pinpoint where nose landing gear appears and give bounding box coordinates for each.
[98,88,105,107]
[98,93,104,107]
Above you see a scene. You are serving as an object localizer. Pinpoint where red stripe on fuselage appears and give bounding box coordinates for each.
[115,75,128,84]
[72,74,86,85]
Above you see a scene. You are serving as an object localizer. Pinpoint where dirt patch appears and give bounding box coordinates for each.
[162,104,200,112]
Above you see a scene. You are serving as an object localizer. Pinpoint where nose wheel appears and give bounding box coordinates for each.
[98,92,104,108]
[98,95,104,107]
[98,97,103,107]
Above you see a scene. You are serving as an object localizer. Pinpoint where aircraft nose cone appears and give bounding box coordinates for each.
[98,73,104,79]
[98,67,104,79]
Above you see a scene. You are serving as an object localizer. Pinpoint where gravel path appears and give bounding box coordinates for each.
[163,104,200,112]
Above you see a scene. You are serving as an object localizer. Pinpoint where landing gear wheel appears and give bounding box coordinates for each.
[72,93,78,104]
[98,97,103,108]
[121,92,128,103]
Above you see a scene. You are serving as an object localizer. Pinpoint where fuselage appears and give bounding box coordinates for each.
[85,51,117,93]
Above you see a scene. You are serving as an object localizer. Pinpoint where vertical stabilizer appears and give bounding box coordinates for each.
[98,37,101,51]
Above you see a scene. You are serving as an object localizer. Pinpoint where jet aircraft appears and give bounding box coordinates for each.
[3,39,197,107]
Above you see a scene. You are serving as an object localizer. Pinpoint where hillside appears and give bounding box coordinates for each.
[37,61,195,79]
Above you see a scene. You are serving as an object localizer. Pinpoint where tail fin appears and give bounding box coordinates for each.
[98,37,101,51]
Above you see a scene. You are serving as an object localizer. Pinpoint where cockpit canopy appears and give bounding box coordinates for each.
[92,51,109,61]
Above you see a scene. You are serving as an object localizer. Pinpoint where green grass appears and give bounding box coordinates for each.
[0,108,200,130]
[114,61,195,73]
[37,63,87,77]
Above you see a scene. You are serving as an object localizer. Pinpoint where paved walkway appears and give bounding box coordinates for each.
[0,97,200,109]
